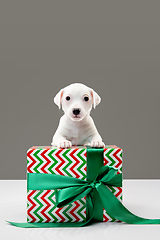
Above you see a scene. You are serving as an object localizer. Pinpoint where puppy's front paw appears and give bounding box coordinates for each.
[57,140,72,148]
[90,141,105,148]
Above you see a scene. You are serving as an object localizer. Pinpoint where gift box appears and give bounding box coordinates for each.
[27,145,123,223]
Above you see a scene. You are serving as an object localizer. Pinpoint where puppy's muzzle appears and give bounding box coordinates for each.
[73,108,81,116]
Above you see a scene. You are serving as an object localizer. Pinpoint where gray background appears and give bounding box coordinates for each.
[0,1,160,179]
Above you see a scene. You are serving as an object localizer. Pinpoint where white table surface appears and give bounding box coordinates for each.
[1,180,160,240]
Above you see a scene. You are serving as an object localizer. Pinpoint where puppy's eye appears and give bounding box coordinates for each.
[66,96,70,101]
[84,96,89,101]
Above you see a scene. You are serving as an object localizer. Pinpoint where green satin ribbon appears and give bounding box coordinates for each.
[7,147,160,228]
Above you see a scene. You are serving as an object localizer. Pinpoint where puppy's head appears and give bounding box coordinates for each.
[54,83,101,121]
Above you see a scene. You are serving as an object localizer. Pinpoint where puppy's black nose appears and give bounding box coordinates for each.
[73,108,80,116]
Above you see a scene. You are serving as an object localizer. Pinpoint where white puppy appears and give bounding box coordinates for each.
[51,83,105,148]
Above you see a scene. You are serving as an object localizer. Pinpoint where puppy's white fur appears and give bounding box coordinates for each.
[51,83,105,148]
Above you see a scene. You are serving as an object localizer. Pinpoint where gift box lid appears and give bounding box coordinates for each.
[27,145,123,179]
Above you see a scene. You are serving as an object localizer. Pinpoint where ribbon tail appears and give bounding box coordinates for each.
[96,183,160,224]
[6,193,94,228]
[6,220,88,228]
[6,194,93,228]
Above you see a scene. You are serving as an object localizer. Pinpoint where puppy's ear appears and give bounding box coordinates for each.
[90,88,101,108]
[54,89,64,109]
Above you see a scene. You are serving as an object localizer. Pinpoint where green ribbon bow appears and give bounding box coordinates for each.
[7,147,160,227]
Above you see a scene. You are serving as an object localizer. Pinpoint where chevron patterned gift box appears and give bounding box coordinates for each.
[27,145,123,223]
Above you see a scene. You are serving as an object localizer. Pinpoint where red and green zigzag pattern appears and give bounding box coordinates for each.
[104,147,123,173]
[27,146,123,222]
[27,147,87,180]
[27,190,86,222]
